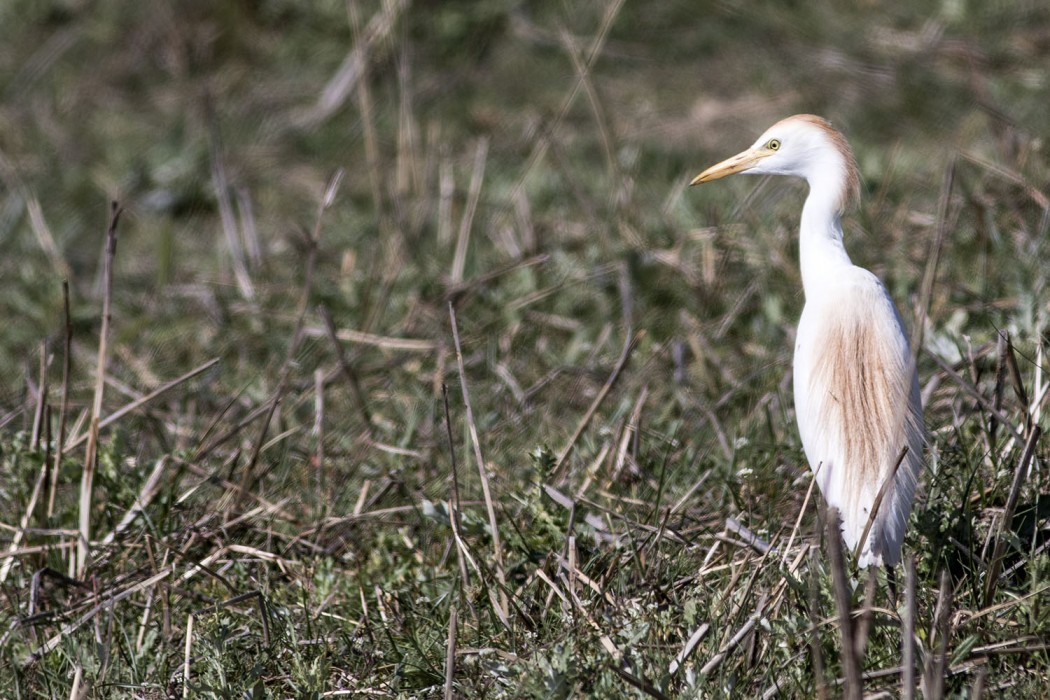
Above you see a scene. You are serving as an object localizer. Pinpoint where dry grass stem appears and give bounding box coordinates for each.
[318,304,373,436]
[984,425,1042,605]
[451,138,489,284]
[854,445,909,562]
[47,279,72,517]
[826,509,862,700]
[923,569,953,700]
[903,555,917,700]
[183,613,194,700]
[241,171,342,491]
[78,202,122,577]
[448,302,508,619]
[65,358,220,452]
[298,0,408,127]
[444,603,458,700]
[700,593,768,676]
[552,331,643,479]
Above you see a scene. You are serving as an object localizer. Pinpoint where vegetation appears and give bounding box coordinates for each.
[1,0,1048,696]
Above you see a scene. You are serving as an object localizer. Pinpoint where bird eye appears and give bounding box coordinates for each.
[767,139,781,151]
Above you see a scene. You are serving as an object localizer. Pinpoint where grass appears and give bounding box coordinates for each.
[1,0,1049,697]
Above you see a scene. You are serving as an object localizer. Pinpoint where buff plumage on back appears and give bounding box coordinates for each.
[691,114,925,568]
[799,284,924,566]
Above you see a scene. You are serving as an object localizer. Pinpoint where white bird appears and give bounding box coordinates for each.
[690,114,924,567]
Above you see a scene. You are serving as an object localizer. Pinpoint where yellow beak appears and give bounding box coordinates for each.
[690,148,769,186]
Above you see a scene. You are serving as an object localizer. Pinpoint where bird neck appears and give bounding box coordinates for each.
[799,181,853,298]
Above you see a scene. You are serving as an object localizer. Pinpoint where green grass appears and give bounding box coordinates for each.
[1,1,1049,697]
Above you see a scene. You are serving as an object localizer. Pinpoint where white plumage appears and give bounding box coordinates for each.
[691,114,924,567]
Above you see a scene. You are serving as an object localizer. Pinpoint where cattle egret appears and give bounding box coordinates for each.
[690,114,924,567]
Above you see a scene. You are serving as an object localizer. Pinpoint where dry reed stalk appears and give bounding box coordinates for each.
[699,593,768,676]
[0,458,49,582]
[1002,333,1030,418]
[194,590,271,645]
[826,508,862,700]
[298,0,408,127]
[209,120,255,301]
[235,186,262,268]
[304,325,436,352]
[24,565,173,664]
[448,302,508,620]
[928,352,1024,441]
[668,622,711,677]
[78,202,122,578]
[442,383,470,591]
[347,0,384,230]
[27,195,72,279]
[313,367,325,507]
[499,0,626,233]
[99,456,169,545]
[990,331,1008,455]
[781,472,818,568]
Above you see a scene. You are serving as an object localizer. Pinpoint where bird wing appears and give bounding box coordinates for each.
[793,268,924,565]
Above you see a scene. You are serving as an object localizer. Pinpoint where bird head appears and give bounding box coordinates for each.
[690,114,860,211]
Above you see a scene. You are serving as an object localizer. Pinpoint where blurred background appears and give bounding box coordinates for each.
[0,0,1048,695]
[1,0,1047,374]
